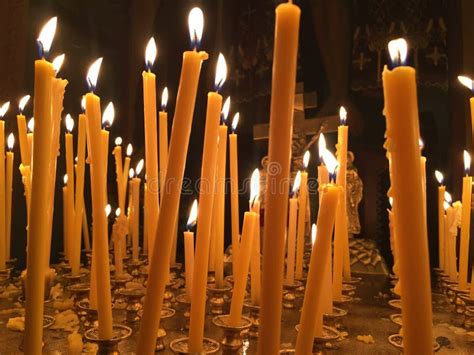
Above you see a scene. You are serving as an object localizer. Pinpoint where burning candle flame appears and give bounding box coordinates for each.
[115,208,121,217]
[388,38,408,67]
[37,17,57,58]
[136,159,144,176]
[303,151,310,170]
[458,76,474,91]
[188,7,204,49]
[187,199,198,229]
[435,170,444,185]
[105,204,111,217]
[389,196,394,207]
[250,168,260,206]
[102,102,114,128]
[7,133,14,150]
[214,53,227,92]
[18,95,31,114]
[339,106,347,125]
[318,133,326,161]
[311,223,317,246]
[231,112,239,132]
[81,96,86,112]
[65,114,74,133]
[419,138,424,150]
[443,201,450,210]
[115,137,122,146]
[86,57,103,92]
[52,53,65,74]
[221,96,230,122]
[322,150,339,180]
[126,144,133,157]
[63,174,68,185]
[129,168,134,179]
[444,191,452,204]
[145,37,157,70]
[464,150,471,175]
[28,118,35,132]
[161,87,168,111]
[0,102,10,118]
[292,170,301,195]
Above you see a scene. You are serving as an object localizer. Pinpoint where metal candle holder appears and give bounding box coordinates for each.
[283,281,303,309]
[77,299,98,328]
[154,307,176,351]
[118,287,145,323]
[212,314,252,353]
[295,324,341,354]
[207,283,232,315]
[67,282,90,306]
[83,324,132,355]
[169,337,220,354]
[176,293,192,329]
[323,306,348,329]
[126,259,145,279]
[243,300,260,338]
[387,333,440,352]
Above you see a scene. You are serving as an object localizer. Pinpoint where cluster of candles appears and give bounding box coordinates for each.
[0,1,467,354]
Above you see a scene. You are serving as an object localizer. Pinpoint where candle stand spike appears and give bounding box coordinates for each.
[243,300,260,338]
[283,281,303,309]
[207,282,232,315]
[83,324,132,355]
[212,314,252,353]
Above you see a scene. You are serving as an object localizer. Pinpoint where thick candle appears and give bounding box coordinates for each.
[459,151,472,290]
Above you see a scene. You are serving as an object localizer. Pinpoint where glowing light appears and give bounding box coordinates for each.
[443,201,450,210]
[102,102,114,128]
[187,199,198,229]
[318,133,326,160]
[250,168,260,205]
[231,113,239,132]
[136,159,144,176]
[188,7,204,48]
[435,170,444,185]
[52,53,65,74]
[145,37,157,69]
[389,196,394,207]
[105,204,111,217]
[65,114,74,133]
[214,53,227,91]
[161,87,168,111]
[18,95,31,114]
[115,208,121,217]
[129,168,134,179]
[311,224,317,246]
[221,96,230,122]
[126,144,133,157]
[322,150,339,178]
[37,17,57,57]
[303,151,310,169]
[7,133,14,150]
[63,174,68,185]
[292,171,301,194]
[458,76,474,91]
[444,191,452,204]
[81,96,86,112]
[0,102,10,118]
[419,138,424,150]
[28,118,35,132]
[115,137,122,146]
[464,150,471,175]
[86,57,103,91]
[339,106,347,125]
[388,38,408,66]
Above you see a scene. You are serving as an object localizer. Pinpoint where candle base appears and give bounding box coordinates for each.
[323,306,348,329]
[295,324,340,353]
[212,314,252,352]
[207,283,232,315]
[243,300,260,338]
[77,299,99,329]
[18,315,56,352]
[388,299,402,311]
[67,282,90,306]
[169,336,220,354]
[62,271,88,287]
[283,281,303,309]
[83,324,132,354]
[111,274,133,297]
[118,288,145,323]
[387,333,440,352]
[163,278,178,308]
[176,293,192,329]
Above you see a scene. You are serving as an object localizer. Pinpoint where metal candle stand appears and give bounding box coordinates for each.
[243,300,260,338]
[176,293,192,329]
[207,283,232,315]
[118,288,145,323]
[283,281,303,309]
[212,314,252,353]
[294,323,341,354]
[83,324,132,355]
[169,337,220,354]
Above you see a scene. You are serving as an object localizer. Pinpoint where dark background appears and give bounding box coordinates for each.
[1,0,473,270]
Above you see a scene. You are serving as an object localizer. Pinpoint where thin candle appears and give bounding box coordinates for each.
[229,112,240,274]
[184,200,198,300]
[459,151,472,290]
[0,102,10,271]
[5,133,14,261]
[159,87,169,202]
[295,151,309,280]
[435,170,445,270]
[17,95,31,166]
[286,171,301,285]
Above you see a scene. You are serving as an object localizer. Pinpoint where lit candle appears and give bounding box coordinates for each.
[27,117,34,164]
[435,170,445,270]
[382,38,433,353]
[259,3,300,353]
[143,37,160,260]
[458,75,474,144]
[84,57,113,339]
[24,17,58,353]
[5,133,14,261]
[295,151,309,280]
[317,133,329,200]
[184,200,198,300]
[64,114,75,262]
[459,151,472,290]
[0,102,10,271]
[419,139,427,221]
[189,53,227,350]
[131,159,144,261]
[113,137,123,212]
[62,174,72,260]
[229,112,240,273]
[250,169,261,306]
[137,8,208,352]
[121,144,132,215]
[17,95,31,166]
[159,87,169,202]
[286,171,300,285]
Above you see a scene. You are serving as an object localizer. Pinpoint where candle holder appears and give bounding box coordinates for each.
[207,271,216,285]
[83,324,132,354]
[207,283,232,315]
[171,262,183,275]
[212,314,252,352]
[387,333,440,352]
[295,324,341,353]
[77,299,98,328]
[454,289,470,314]
[0,274,10,290]
[169,337,220,354]
[67,282,90,306]
[389,313,402,327]
[279,349,296,354]
[126,259,145,279]
[163,278,178,308]
[62,271,88,287]
[333,294,353,306]
[341,283,356,295]
[283,281,303,309]
[224,275,234,286]
[154,307,176,351]
[176,293,192,329]
[342,276,362,284]
[243,300,260,338]
[295,276,307,297]
[6,257,18,270]
[118,287,145,323]
[18,315,56,352]
[464,306,474,329]
[111,274,133,296]
[0,266,14,279]
[323,306,348,329]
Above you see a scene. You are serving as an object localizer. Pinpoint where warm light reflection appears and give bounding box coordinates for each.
[7,133,14,150]
[458,76,474,91]
[145,37,157,69]
[443,201,450,210]
[65,114,74,133]
[435,170,444,185]
[250,168,260,205]
[389,196,394,207]
[318,133,326,160]
[37,17,57,57]
[19,95,31,114]
[464,150,471,175]
[102,102,115,128]
[86,57,103,91]
[81,96,86,112]
[292,171,301,195]
[0,102,10,118]
[188,7,204,48]
[161,87,169,111]
[419,138,424,150]
[115,137,122,146]
[388,38,408,66]
[126,144,133,157]
[136,159,144,176]
[231,113,239,132]
[444,191,452,204]
[311,224,317,246]
[303,151,310,169]
[187,199,198,229]
[28,118,35,132]
[214,53,227,91]
[322,150,339,178]
[129,168,134,179]
[63,174,68,185]
[105,204,111,217]
[115,208,121,217]
[339,106,347,125]
[52,53,65,74]
[221,96,230,122]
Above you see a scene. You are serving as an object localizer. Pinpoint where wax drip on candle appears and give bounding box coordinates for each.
[145,37,157,71]
[18,95,31,115]
[188,7,204,50]
[311,223,317,246]
[86,57,103,92]
[292,170,301,197]
[135,159,144,176]
[214,53,227,92]
[435,170,444,185]
[250,168,260,209]
[65,114,74,133]
[161,87,168,111]
[36,17,57,59]
[28,118,35,133]
[115,137,122,146]
[126,144,133,157]
[458,76,474,92]
[7,133,14,152]
[186,199,198,231]
[339,106,347,126]
[231,112,239,134]
[0,102,10,119]
[303,151,310,171]
[221,96,230,124]
[322,149,339,182]
[102,102,114,129]
[318,133,326,164]
[52,54,65,75]
[464,150,471,176]
[388,38,408,68]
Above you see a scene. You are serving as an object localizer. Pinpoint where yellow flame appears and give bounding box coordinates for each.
[28,117,35,132]
[7,133,14,150]
[115,137,122,146]
[0,102,10,118]
[65,114,74,132]
[126,144,133,157]
[303,151,310,169]
[339,106,347,125]
[52,53,65,74]
[81,96,86,112]
[311,224,317,246]
[464,150,471,173]
[187,199,198,227]
[115,208,121,217]
[443,201,450,210]
[129,168,134,179]
[435,170,444,184]
[232,112,239,131]
[63,174,68,185]
[86,57,103,90]
[322,150,338,176]
[136,159,144,175]
[214,53,227,90]
[458,75,474,91]
[161,87,169,109]
[19,95,31,113]
[37,17,57,56]
[221,96,230,121]
[188,7,204,46]
[292,170,301,194]
[388,38,408,64]
[145,37,157,68]
[105,204,111,217]
[102,102,115,127]
[250,168,260,204]
[444,191,452,204]
[318,133,326,160]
